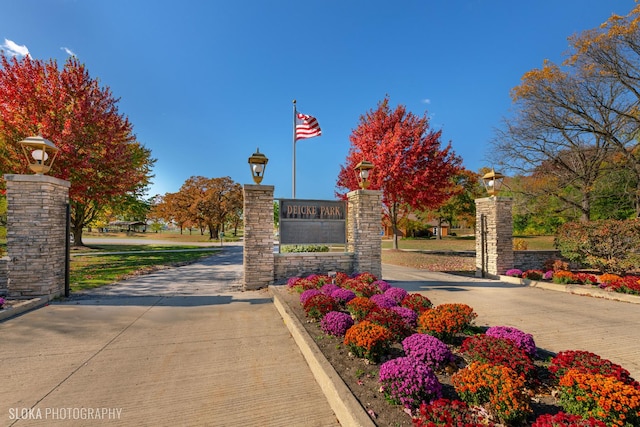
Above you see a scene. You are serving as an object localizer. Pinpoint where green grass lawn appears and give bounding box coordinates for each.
[382,235,556,251]
[70,247,219,292]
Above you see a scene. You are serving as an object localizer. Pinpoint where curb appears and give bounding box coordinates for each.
[499,275,640,304]
[0,297,49,322]
[269,285,375,427]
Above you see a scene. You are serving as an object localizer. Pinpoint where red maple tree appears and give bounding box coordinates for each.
[0,54,154,245]
[336,96,463,249]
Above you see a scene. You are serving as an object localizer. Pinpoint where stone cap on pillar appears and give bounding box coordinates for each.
[243,184,275,192]
[4,173,71,188]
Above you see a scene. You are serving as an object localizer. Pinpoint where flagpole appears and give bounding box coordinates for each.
[292,99,297,199]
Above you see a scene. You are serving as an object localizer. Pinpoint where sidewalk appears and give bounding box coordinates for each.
[0,245,339,427]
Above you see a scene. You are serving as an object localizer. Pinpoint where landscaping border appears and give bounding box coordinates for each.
[499,275,640,305]
[0,297,48,321]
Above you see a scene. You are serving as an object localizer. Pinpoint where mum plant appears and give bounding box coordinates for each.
[346,296,377,321]
[485,325,537,357]
[320,311,354,337]
[343,320,393,363]
[522,269,544,280]
[372,279,391,293]
[365,308,411,340]
[390,306,418,329]
[400,293,432,314]
[452,361,531,425]
[342,278,378,298]
[330,288,356,305]
[320,283,339,296]
[553,270,578,284]
[505,268,523,277]
[378,356,442,409]
[548,350,639,387]
[412,398,495,427]
[531,412,606,427]
[557,369,640,426]
[417,303,477,343]
[299,289,322,305]
[460,334,536,380]
[302,293,337,321]
[402,333,454,371]
[369,293,398,309]
[384,286,408,303]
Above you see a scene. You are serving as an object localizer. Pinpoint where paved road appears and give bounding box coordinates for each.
[382,264,640,380]
[1,245,339,427]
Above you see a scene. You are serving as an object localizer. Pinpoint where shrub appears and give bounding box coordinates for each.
[485,325,537,357]
[412,398,495,427]
[505,268,523,277]
[531,412,606,427]
[299,289,322,305]
[417,303,477,343]
[302,294,337,321]
[513,238,528,250]
[452,362,531,425]
[555,219,640,275]
[346,296,377,321]
[522,269,544,280]
[544,258,569,272]
[280,245,329,252]
[320,311,354,337]
[378,356,442,409]
[400,293,433,314]
[365,308,411,340]
[549,350,639,387]
[460,334,535,380]
[330,288,356,305]
[402,333,454,371]
[390,306,418,329]
[369,293,398,309]
[343,320,393,363]
[557,369,640,426]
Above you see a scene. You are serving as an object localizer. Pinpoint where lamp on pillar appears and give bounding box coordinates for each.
[354,160,374,189]
[482,168,505,196]
[248,148,268,184]
[18,135,59,175]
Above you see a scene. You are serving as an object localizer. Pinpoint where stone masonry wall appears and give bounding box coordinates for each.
[243,184,274,290]
[475,197,513,278]
[5,174,70,299]
[274,252,354,281]
[514,250,574,272]
[0,257,8,296]
[347,189,382,279]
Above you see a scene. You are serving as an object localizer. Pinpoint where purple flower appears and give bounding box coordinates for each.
[373,280,391,293]
[505,269,523,277]
[287,276,302,288]
[299,289,322,305]
[543,270,554,280]
[331,288,356,304]
[486,326,537,357]
[390,306,418,329]
[384,287,408,303]
[320,311,354,336]
[378,356,442,409]
[0,297,5,307]
[370,294,398,309]
[402,333,454,371]
[320,283,340,296]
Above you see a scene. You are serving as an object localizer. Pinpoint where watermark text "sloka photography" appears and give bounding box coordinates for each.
[9,407,123,421]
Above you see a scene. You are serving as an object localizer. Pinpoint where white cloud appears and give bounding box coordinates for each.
[61,47,76,57]
[421,98,431,104]
[2,39,29,57]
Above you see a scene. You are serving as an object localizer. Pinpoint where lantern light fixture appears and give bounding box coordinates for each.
[18,135,59,175]
[248,148,269,184]
[482,168,505,196]
[354,160,375,189]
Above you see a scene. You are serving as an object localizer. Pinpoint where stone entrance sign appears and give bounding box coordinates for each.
[279,199,346,245]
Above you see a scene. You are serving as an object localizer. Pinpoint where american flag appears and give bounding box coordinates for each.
[295,112,322,140]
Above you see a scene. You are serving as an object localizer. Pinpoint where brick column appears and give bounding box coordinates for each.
[5,174,70,299]
[243,184,274,290]
[475,196,513,278]
[347,189,382,279]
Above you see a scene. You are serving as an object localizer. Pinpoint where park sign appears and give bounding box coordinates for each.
[279,199,346,245]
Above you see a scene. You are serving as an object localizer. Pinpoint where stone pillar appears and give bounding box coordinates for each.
[347,189,382,279]
[475,196,513,278]
[5,174,70,299]
[243,184,274,290]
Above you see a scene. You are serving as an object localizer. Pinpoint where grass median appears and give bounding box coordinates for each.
[70,245,219,292]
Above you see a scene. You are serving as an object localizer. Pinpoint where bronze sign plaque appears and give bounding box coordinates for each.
[279,199,346,244]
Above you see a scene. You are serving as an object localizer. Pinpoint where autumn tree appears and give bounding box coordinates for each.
[0,54,154,245]
[336,96,463,249]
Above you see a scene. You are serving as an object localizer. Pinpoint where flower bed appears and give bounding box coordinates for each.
[284,271,640,426]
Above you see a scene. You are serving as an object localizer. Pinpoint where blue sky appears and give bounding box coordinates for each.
[1,0,637,201]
